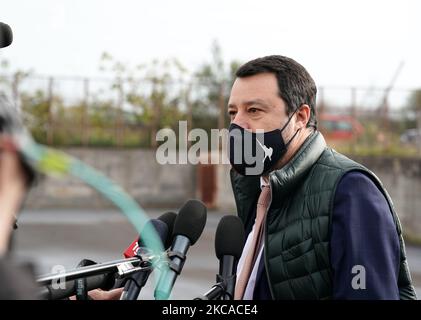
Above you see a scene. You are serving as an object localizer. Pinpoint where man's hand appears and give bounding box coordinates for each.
[69,287,124,300]
[88,288,124,300]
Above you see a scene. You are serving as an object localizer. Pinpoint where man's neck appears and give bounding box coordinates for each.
[275,127,313,169]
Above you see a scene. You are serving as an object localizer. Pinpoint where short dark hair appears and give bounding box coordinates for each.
[235,55,317,129]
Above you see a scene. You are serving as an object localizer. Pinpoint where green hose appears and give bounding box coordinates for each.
[21,140,169,297]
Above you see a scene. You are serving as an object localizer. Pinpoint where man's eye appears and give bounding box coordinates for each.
[248,108,259,113]
[228,111,237,116]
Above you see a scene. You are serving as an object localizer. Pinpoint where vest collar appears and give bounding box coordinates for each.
[268,131,326,207]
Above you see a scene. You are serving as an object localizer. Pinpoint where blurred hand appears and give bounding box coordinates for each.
[88,288,124,300]
[0,136,27,255]
[69,287,124,300]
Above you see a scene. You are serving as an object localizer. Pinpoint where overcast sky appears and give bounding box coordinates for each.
[1,0,420,91]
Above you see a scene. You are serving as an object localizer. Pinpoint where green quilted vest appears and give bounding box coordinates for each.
[230,131,417,300]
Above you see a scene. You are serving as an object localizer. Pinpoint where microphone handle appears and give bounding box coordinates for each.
[37,257,141,285]
[219,255,237,300]
[194,255,237,300]
[39,273,115,300]
[120,269,152,300]
[193,282,225,300]
[154,235,190,300]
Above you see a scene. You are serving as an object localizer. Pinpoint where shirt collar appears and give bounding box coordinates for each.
[260,176,269,190]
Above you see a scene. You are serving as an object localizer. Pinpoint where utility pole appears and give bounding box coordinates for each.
[380,60,405,132]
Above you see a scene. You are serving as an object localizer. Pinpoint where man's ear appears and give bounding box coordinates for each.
[295,104,311,129]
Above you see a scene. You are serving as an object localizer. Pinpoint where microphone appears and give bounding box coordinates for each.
[39,259,116,300]
[0,22,13,48]
[155,211,177,249]
[75,259,101,300]
[154,200,207,300]
[39,213,176,300]
[37,256,148,300]
[214,215,245,299]
[120,217,172,300]
[194,215,245,300]
[123,212,177,258]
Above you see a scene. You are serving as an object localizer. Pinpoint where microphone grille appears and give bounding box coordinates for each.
[157,211,177,248]
[173,199,207,245]
[215,215,245,259]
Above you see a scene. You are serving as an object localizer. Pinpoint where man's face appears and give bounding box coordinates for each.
[228,73,288,132]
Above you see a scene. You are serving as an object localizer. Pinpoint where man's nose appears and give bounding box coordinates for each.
[231,111,251,130]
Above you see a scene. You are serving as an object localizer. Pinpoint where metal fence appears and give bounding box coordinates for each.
[1,73,420,152]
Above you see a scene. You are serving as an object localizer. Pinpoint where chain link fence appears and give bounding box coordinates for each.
[1,73,420,156]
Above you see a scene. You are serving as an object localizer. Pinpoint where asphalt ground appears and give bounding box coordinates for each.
[11,209,421,300]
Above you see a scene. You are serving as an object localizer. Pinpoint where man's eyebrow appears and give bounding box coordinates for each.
[228,99,271,109]
[243,99,271,108]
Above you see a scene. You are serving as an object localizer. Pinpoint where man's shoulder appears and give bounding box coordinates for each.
[336,170,382,195]
[301,148,386,199]
[315,147,366,171]
[333,170,397,229]
[315,149,388,194]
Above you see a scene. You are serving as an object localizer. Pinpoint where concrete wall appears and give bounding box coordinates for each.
[216,164,236,213]
[350,156,421,237]
[24,148,421,235]
[25,148,196,209]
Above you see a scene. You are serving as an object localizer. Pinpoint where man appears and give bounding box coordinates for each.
[0,22,39,299]
[227,55,416,300]
[0,133,39,299]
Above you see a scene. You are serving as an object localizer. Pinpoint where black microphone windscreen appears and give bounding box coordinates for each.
[157,211,177,248]
[76,259,97,268]
[173,199,207,245]
[215,215,245,260]
[0,22,13,48]
[138,219,169,248]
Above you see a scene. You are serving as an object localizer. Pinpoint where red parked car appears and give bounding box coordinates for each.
[318,114,364,142]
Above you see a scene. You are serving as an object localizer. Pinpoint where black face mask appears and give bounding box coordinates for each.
[228,109,300,176]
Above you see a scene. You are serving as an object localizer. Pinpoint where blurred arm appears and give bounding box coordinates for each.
[0,137,27,256]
